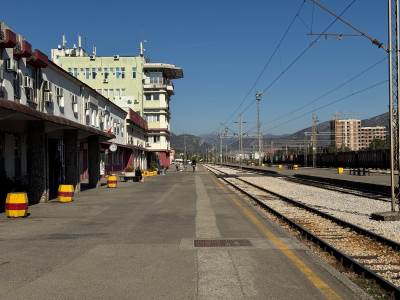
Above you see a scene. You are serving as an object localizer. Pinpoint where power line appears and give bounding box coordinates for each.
[264,79,388,132]
[239,0,357,116]
[262,56,387,127]
[222,1,306,126]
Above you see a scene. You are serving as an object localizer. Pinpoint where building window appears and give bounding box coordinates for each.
[148,72,163,84]
[109,89,114,97]
[121,67,125,79]
[146,114,160,122]
[145,94,151,101]
[121,88,126,96]
[153,93,160,100]
[115,88,120,97]
[116,67,121,79]
[73,68,78,77]
[104,68,109,79]
[85,68,90,80]
[92,68,97,79]
[149,136,160,143]
[132,67,136,78]
[68,68,73,75]
[104,89,108,97]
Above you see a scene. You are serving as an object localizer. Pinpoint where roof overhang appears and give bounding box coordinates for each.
[143,63,183,79]
[0,100,114,141]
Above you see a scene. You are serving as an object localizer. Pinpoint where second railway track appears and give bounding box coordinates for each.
[205,164,400,298]
[222,163,391,202]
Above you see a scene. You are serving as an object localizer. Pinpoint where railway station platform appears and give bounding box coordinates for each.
[0,166,367,299]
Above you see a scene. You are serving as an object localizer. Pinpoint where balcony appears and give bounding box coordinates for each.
[0,28,17,48]
[127,108,148,130]
[28,50,48,68]
[144,78,175,95]
[143,77,167,89]
[14,39,32,58]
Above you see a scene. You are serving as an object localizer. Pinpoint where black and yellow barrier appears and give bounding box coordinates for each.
[107,175,118,188]
[6,192,28,218]
[58,185,74,203]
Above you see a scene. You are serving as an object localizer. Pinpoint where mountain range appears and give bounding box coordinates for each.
[171,112,389,153]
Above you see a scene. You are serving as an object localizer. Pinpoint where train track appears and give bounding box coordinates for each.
[222,163,391,202]
[205,164,400,298]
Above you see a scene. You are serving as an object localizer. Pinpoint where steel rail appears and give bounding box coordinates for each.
[221,163,391,202]
[205,164,400,298]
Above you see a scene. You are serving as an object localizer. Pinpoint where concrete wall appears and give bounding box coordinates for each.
[52,53,145,115]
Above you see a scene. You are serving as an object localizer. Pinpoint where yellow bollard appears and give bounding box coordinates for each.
[338,167,344,174]
[107,175,118,188]
[58,185,74,203]
[6,192,28,218]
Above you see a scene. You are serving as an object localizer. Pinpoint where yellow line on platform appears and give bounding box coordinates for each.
[210,174,341,300]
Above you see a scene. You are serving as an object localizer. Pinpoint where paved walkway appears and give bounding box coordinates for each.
[0,166,367,299]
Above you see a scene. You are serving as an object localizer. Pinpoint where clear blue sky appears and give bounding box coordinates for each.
[2,0,389,136]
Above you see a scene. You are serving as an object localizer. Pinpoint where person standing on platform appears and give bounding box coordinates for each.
[135,166,143,182]
[191,159,197,172]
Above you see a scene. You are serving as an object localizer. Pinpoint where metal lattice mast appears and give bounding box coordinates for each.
[256,92,263,166]
[389,0,400,211]
[311,113,319,168]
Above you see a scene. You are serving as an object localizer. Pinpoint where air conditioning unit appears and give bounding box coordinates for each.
[6,59,17,72]
[103,78,108,83]
[43,91,52,102]
[113,55,120,60]
[43,80,52,91]
[89,55,96,61]
[23,76,33,88]
[59,96,65,108]
[25,87,34,101]
[56,86,63,98]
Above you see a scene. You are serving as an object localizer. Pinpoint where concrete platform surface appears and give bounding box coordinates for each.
[0,166,368,299]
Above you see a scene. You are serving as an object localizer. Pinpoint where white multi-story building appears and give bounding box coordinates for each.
[359,126,387,149]
[143,63,183,166]
[0,21,146,204]
[51,38,183,168]
[331,119,361,151]
[331,118,387,151]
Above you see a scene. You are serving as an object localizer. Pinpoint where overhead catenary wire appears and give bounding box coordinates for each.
[264,79,388,132]
[238,0,357,116]
[262,56,387,127]
[307,0,386,51]
[239,57,387,137]
[221,1,307,127]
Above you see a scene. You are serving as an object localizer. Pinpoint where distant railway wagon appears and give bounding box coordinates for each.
[264,149,390,169]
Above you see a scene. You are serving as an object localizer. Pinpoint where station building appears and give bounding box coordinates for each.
[51,38,183,168]
[0,22,147,207]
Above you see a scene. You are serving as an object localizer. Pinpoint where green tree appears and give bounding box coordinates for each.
[368,138,387,150]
